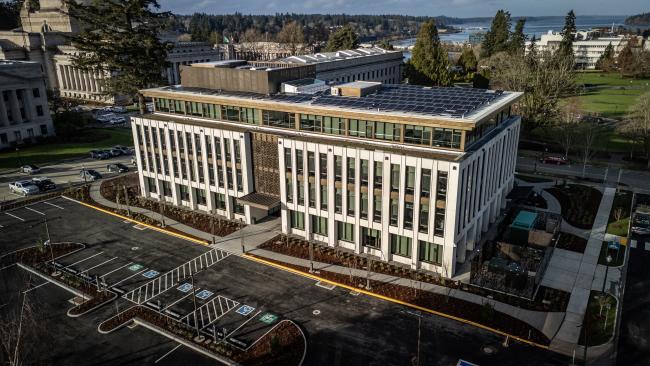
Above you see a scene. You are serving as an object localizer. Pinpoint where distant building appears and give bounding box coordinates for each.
[526,30,628,69]
[165,42,223,85]
[132,60,522,276]
[219,42,316,61]
[273,47,403,84]
[0,60,55,150]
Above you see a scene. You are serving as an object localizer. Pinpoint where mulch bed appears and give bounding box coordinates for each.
[260,235,568,312]
[546,184,603,229]
[100,306,304,366]
[99,174,242,237]
[1,242,84,268]
[250,253,551,346]
[555,233,588,253]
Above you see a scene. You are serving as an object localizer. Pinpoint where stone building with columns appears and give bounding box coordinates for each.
[0,60,55,149]
[165,42,223,85]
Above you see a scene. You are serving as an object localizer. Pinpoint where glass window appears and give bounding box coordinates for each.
[360,192,368,219]
[374,161,383,188]
[284,148,292,172]
[373,194,382,222]
[419,241,443,265]
[335,187,342,213]
[361,227,381,248]
[323,116,344,135]
[308,152,315,176]
[320,184,328,210]
[296,150,303,175]
[286,176,293,203]
[263,110,294,129]
[335,156,342,180]
[421,169,431,197]
[319,153,328,179]
[308,182,316,208]
[347,157,355,184]
[390,198,399,226]
[404,202,414,230]
[297,181,304,202]
[194,188,207,205]
[336,221,354,242]
[390,164,400,192]
[419,203,429,233]
[360,159,369,184]
[390,234,412,258]
[311,215,328,236]
[347,189,355,216]
[406,166,416,195]
[290,210,305,230]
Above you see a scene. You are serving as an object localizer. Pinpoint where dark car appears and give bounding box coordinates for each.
[31,177,56,191]
[80,169,102,181]
[540,156,570,165]
[107,163,129,173]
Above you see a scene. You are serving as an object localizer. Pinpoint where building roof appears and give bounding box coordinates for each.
[279,47,401,65]
[511,210,538,230]
[145,83,520,123]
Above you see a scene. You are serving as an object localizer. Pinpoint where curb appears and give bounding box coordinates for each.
[243,253,550,351]
[61,195,211,247]
[17,262,86,298]
[67,291,118,318]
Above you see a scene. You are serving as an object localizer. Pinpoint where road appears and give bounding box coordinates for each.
[0,154,132,203]
[0,196,570,366]
[517,156,650,192]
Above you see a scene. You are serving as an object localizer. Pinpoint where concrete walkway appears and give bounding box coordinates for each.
[88,180,563,340]
[549,187,617,356]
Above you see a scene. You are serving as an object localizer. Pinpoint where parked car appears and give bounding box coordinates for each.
[108,148,123,157]
[107,163,129,173]
[112,106,128,113]
[113,145,129,153]
[632,226,650,236]
[9,180,39,195]
[108,116,126,125]
[20,164,41,174]
[80,169,102,181]
[540,156,570,165]
[96,113,116,123]
[31,177,56,191]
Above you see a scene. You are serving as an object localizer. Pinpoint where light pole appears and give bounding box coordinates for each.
[601,254,612,294]
[158,196,166,228]
[191,273,199,338]
[239,218,245,254]
[365,246,373,290]
[308,237,315,274]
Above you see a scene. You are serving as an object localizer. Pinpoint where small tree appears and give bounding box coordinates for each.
[554,98,582,158]
[617,43,635,77]
[457,47,477,73]
[0,276,41,366]
[576,121,602,178]
[64,0,173,114]
[558,10,576,61]
[276,21,305,56]
[508,18,527,55]
[481,10,512,58]
[595,43,615,72]
[619,92,650,167]
[324,25,359,52]
[407,21,451,86]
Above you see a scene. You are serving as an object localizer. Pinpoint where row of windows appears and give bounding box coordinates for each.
[0,125,49,145]
[146,177,245,214]
[153,97,474,150]
[285,149,449,237]
[288,212,443,265]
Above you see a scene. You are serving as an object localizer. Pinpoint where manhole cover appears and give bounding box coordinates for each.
[482,345,497,355]
[312,309,321,315]
[131,246,140,251]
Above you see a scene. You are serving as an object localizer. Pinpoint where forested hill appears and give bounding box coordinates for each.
[625,13,650,25]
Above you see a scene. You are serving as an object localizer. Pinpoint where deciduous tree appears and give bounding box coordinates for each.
[277,21,305,56]
[595,43,616,72]
[619,92,650,167]
[64,0,173,114]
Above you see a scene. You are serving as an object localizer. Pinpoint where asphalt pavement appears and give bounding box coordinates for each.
[0,196,570,366]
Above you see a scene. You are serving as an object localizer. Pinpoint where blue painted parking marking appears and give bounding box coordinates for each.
[128,264,143,272]
[195,289,213,300]
[177,283,193,293]
[142,270,159,279]
[236,305,255,316]
[456,360,479,366]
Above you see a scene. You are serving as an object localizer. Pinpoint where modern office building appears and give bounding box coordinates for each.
[131,61,522,277]
[526,30,628,69]
[0,60,55,149]
[165,42,223,85]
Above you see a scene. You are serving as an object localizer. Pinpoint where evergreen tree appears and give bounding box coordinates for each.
[407,21,451,86]
[617,43,635,77]
[595,43,615,71]
[481,10,511,58]
[508,18,527,55]
[558,10,576,59]
[0,0,22,30]
[457,47,477,72]
[324,25,359,51]
[64,0,172,113]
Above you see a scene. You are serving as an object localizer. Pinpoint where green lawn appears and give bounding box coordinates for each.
[0,128,133,170]
[572,72,650,119]
[578,291,617,346]
[606,191,633,236]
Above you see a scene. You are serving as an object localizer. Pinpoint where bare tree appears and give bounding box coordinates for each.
[619,92,650,168]
[555,98,582,158]
[0,276,41,366]
[576,121,602,178]
[276,21,305,56]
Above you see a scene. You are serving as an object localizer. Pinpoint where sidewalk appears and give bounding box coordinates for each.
[549,187,618,357]
[88,180,563,340]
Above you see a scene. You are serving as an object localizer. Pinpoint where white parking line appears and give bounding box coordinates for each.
[100,262,133,278]
[23,282,50,293]
[5,212,25,222]
[154,344,181,364]
[83,257,118,272]
[163,288,201,311]
[43,201,65,210]
[225,310,261,339]
[112,268,148,287]
[64,251,104,269]
[25,206,45,216]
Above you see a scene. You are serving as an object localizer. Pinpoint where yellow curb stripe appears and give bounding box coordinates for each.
[243,253,550,350]
[65,197,210,247]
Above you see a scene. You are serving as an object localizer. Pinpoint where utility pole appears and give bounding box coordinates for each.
[191,273,199,337]
[122,185,131,217]
[308,238,314,273]
[239,218,245,254]
[365,247,373,290]
[158,197,166,228]
[211,209,216,244]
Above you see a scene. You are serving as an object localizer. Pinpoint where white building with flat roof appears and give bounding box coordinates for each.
[0,60,55,149]
[130,62,521,277]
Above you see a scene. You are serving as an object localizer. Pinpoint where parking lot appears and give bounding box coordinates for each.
[0,196,570,365]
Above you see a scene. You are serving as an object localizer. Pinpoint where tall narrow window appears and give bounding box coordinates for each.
[347,157,355,184]
[374,161,383,188]
[296,150,303,175]
[320,184,328,210]
[319,153,328,179]
[421,169,431,198]
[284,148,292,173]
[390,234,412,258]
[419,203,429,233]
[335,156,342,181]
[308,152,315,176]
[360,159,369,185]
[347,189,355,216]
[434,171,448,237]
[373,195,382,222]
[406,166,416,196]
[360,192,368,220]
[391,164,400,192]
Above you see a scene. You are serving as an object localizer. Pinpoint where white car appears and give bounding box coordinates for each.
[9,180,39,196]
[108,116,126,125]
[97,113,116,123]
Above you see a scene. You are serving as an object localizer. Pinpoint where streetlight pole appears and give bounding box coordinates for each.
[239,218,245,254]
[158,196,165,228]
[211,209,216,244]
[191,273,199,337]
[602,254,612,294]
[365,246,372,290]
[308,237,314,274]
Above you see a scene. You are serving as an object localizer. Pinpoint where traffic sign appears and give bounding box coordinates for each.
[608,241,620,250]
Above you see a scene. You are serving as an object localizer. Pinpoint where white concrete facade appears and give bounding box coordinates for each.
[526,31,628,69]
[278,118,520,276]
[0,60,55,149]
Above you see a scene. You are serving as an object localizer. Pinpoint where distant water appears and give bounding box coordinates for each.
[398,15,629,59]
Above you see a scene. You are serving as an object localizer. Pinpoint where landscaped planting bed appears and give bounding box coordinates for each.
[99,306,305,365]
[249,253,550,346]
[578,291,617,346]
[555,233,588,254]
[606,191,632,236]
[546,184,603,229]
[259,235,569,312]
[99,174,242,237]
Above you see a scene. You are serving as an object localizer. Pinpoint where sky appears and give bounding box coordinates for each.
[158,0,646,17]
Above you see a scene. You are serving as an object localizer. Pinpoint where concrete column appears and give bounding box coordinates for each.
[56,64,67,90]
[74,68,81,91]
[21,89,35,122]
[81,71,89,93]
[0,93,9,126]
[67,66,76,90]
[9,90,22,124]
[64,65,72,90]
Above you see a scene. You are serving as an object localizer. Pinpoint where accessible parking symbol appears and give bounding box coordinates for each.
[236,305,255,316]
[177,283,193,293]
[259,312,278,325]
[128,264,143,272]
[142,270,159,279]
[195,290,213,300]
